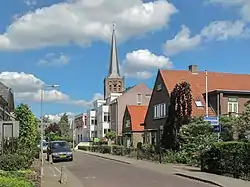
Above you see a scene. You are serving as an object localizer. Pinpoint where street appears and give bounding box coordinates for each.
[43,151,216,187]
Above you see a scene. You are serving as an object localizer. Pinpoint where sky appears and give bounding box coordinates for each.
[0,0,250,121]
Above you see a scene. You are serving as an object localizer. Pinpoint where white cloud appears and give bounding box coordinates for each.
[24,0,37,7]
[209,0,250,22]
[163,25,201,56]
[163,20,249,55]
[38,53,70,66]
[122,49,172,79]
[0,0,177,51]
[45,112,75,123]
[200,20,248,41]
[0,71,103,108]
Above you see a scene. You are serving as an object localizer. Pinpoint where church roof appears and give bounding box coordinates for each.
[107,24,121,78]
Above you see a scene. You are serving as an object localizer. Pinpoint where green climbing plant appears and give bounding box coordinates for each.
[14,104,38,165]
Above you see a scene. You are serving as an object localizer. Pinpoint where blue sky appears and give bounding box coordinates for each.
[0,0,249,121]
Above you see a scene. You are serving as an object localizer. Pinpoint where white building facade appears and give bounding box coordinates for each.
[86,110,96,139]
[74,113,87,144]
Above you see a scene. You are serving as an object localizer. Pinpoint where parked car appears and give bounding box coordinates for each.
[37,140,48,153]
[47,140,73,163]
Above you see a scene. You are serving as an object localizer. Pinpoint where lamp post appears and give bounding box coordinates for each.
[40,84,60,177]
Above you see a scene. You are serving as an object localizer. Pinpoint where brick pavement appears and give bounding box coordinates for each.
[77,150,250,187]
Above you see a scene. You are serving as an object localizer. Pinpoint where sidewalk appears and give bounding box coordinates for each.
[78,150,250,187]
[41,163,83,187]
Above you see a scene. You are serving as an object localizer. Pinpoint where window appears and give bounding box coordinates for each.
[137,94,142,105]
[91,119,95,125]
[104,129,110,135]
[195,100,203,107]
[153,103,166,119]
[103,112,110,122]
[228,97,238,113]
[113,84,117,92]
[156,84,162,91]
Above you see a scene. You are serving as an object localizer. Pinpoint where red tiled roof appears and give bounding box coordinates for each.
[159,69,250,117]
[127,105,147,131]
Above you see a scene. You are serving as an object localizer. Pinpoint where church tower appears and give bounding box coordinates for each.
[104,24,125,99]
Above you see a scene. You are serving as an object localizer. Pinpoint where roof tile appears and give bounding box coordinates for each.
[160,69,250,117]
[127,105,147,131]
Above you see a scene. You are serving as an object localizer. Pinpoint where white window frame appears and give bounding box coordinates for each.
[153,103,166,119]
[195,100,203,107]
[103,112,109,122]
[137,94,142,105]
[156,84,162,91]
[228,97,238,114]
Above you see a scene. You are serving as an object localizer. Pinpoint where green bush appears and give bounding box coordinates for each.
[0,154,30,171]
[201,141,250,180]
[0,176,34,187]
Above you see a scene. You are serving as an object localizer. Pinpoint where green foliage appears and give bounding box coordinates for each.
[14,104,38,150]
[0,154,29,171]
[162,81,192,150]
[201,141,250,180]
[58,113,70,138]
[12,104,39,169]
[105,131,116,140]
[219,116,235,141]
[236,101,250,141]
[0,176,34,187]
[177,118,218,166]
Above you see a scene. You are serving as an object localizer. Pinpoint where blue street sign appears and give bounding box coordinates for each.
[203,116,219,126]
[213,125,221,133]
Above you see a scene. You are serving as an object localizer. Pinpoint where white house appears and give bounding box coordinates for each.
[86,109,96,139]
[74,113,87,144]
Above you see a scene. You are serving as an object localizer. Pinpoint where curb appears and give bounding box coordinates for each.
[79,150,131,165]
[175,173,224,187]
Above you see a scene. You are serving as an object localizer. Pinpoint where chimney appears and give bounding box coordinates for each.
[188,65,198,74]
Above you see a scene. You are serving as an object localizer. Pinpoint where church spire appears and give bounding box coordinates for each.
[108,23,120,78]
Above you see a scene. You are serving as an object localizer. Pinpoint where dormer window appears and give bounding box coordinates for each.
[156,84,162,91]
[195,100,203,107]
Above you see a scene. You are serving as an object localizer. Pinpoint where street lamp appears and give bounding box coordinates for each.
[40,84,60,177]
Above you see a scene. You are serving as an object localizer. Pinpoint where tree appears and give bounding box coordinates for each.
[59,113,70,138]
[14,104,38,147]
[44,122,61,136]
[14,104,38,164]
[219,116,235,141]
[178,117,218,165]
[162,81,192,150]
[236,100,250,141]
[105,131,116,141]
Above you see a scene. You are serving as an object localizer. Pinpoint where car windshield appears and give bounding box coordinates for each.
[51,141,69,149]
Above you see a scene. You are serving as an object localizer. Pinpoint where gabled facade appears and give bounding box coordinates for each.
[74,113,87,144]
[109,83,152,137]
[0,81,15,121]
[144,65,250,145]
[122,105,147,148]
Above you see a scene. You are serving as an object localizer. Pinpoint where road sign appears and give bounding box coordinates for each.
[213,125,221,133]
[203,116,219,126]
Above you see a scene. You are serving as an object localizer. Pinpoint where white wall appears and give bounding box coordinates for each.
[86,110,96,139]
[96,105,110,138]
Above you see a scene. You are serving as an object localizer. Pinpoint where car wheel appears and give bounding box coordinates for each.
[69,158,73,162]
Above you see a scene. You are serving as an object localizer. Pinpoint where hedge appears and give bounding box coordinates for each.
[201,141,250,180]
[78,145,159,161]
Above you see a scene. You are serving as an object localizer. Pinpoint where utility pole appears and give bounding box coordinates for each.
[205,70,208,117]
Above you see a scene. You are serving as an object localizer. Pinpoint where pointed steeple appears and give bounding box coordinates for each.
[108,23,121,78]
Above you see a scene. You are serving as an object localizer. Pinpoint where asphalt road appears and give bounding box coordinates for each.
[49,152,215,187]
